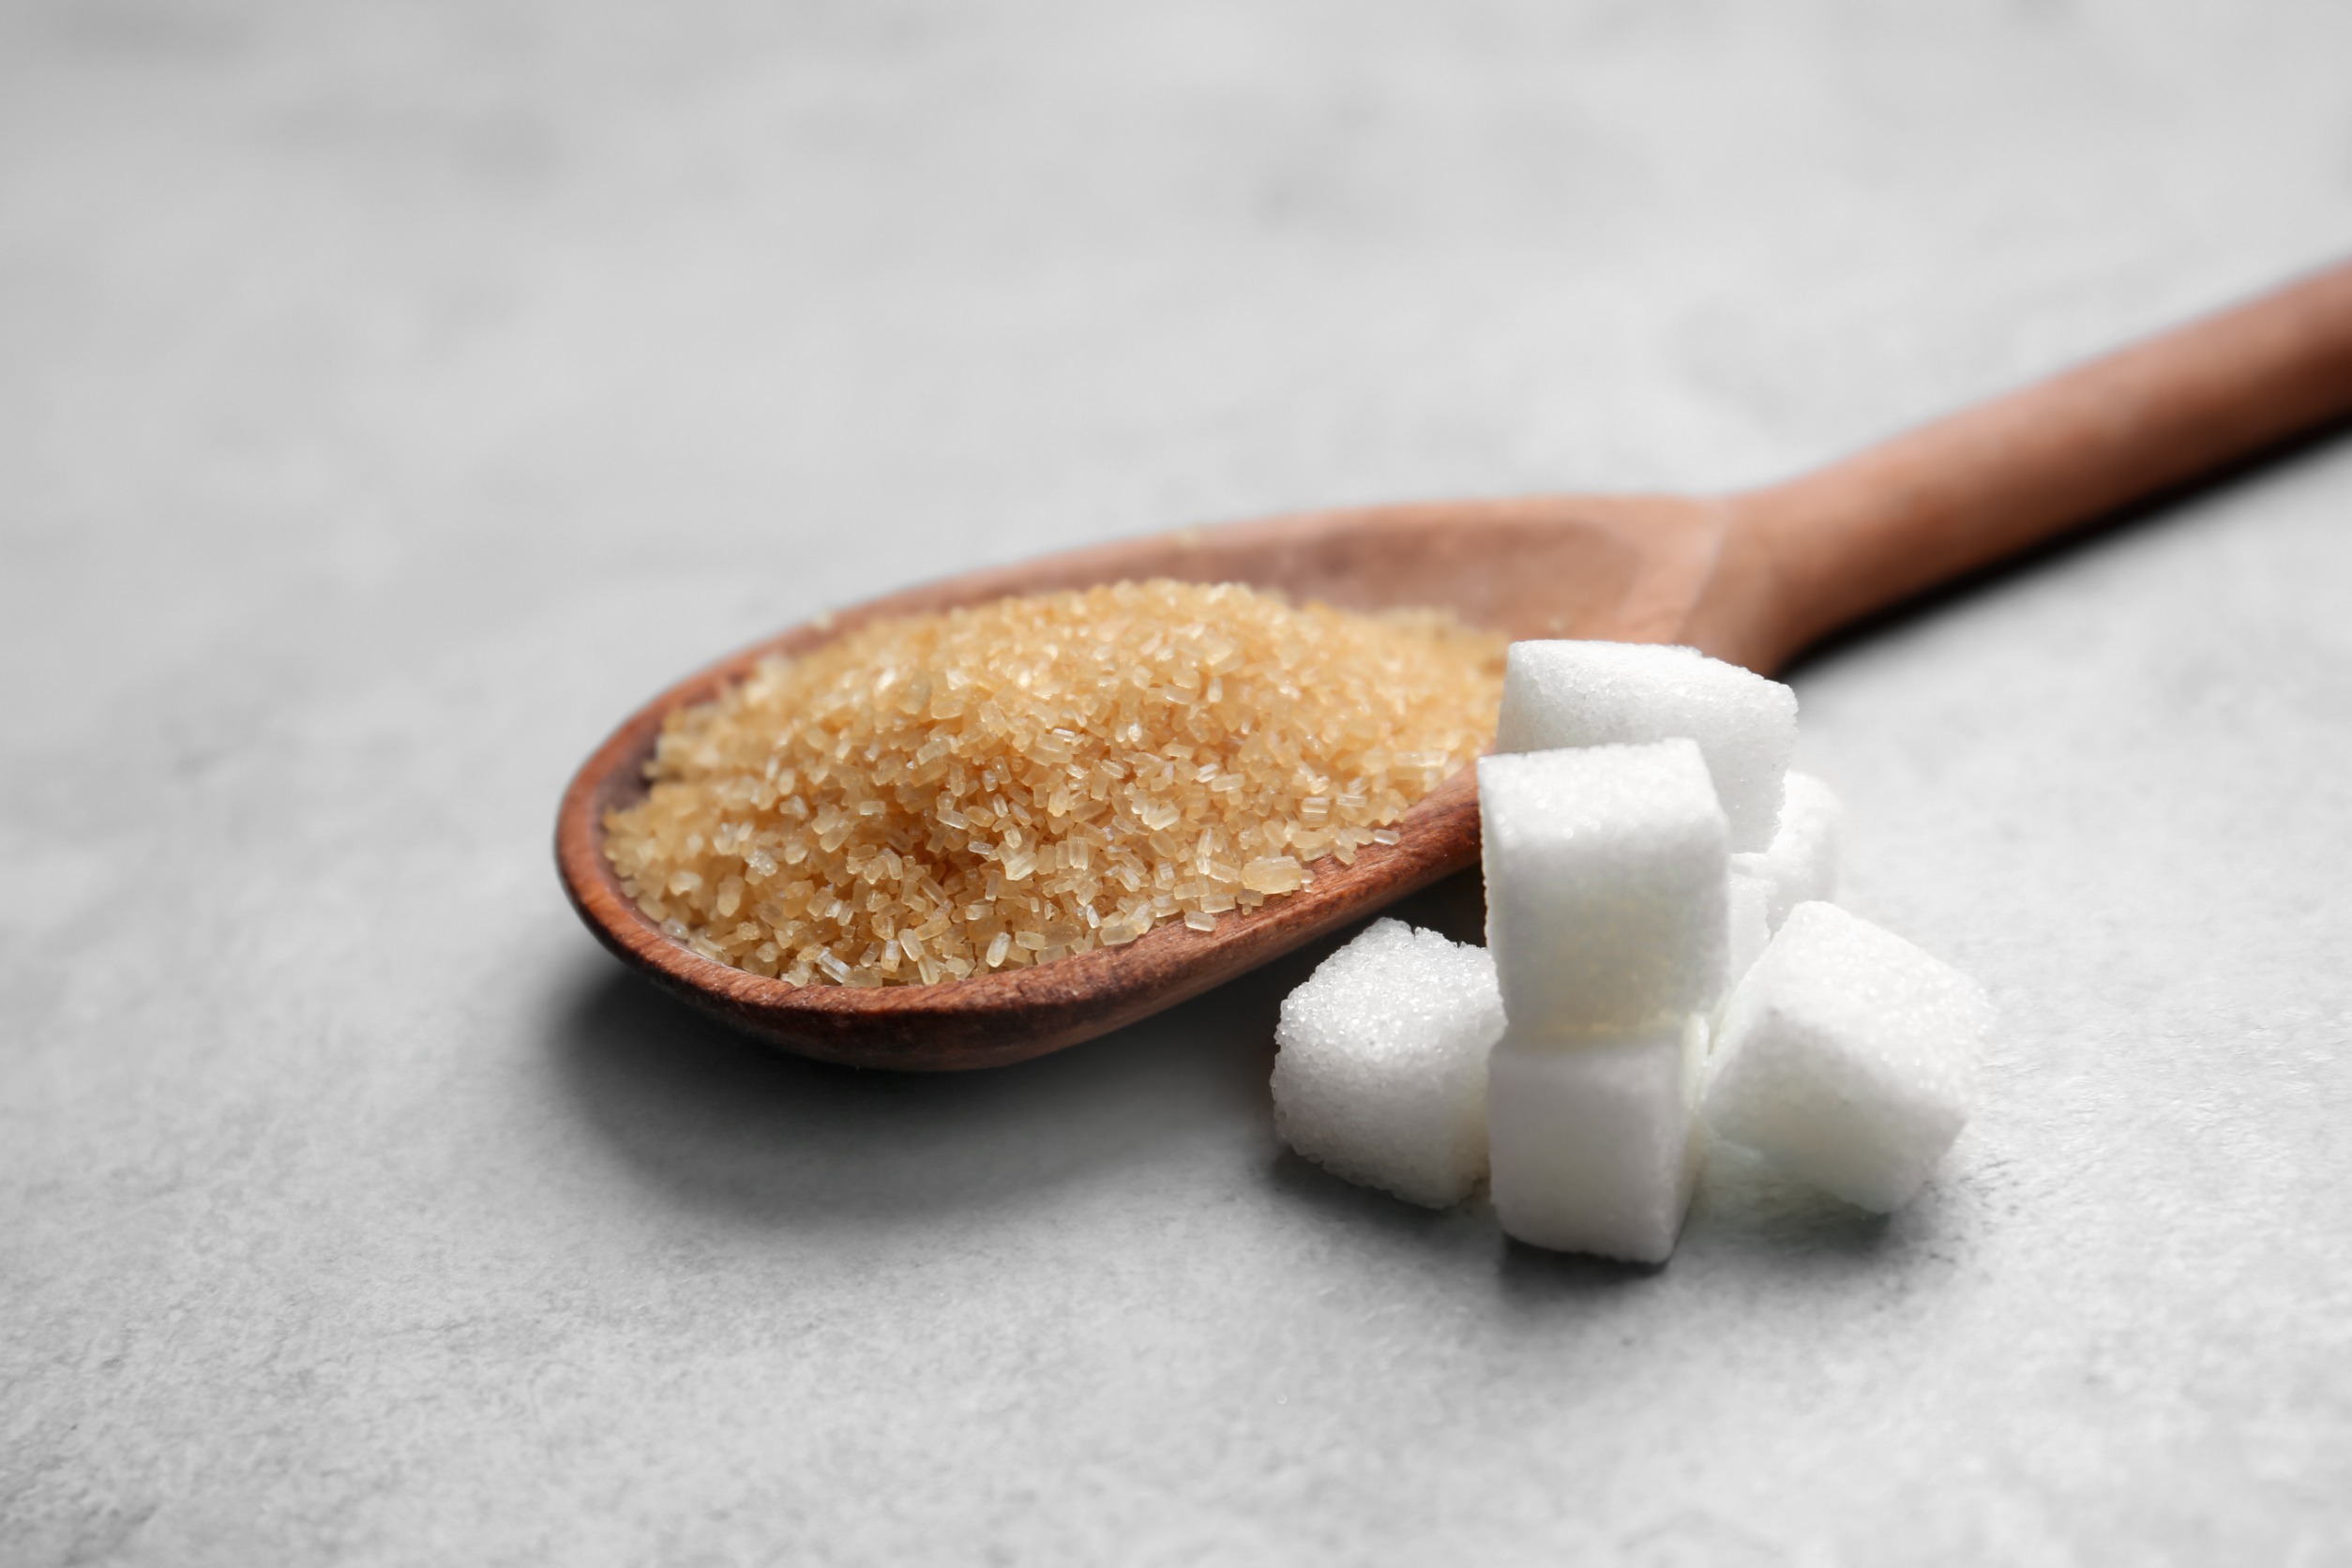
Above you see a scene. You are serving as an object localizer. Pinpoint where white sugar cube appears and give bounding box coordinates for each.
[1729,770,1844,931]
[1272,918,1505,1208]
[1479,740,1728,1036]
[1487,1018,1709,1263]
[1704,902,1994,1213]
[1494,641,1798,852]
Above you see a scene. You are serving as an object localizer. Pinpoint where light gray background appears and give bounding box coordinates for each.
[6,4,2351,1563]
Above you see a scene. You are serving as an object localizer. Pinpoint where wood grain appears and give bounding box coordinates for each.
[557,259,2352,1070]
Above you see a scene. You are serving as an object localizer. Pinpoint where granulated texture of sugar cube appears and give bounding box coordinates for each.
[1487,1018,1709,1263]
[1729,770,1844,931]
[1272,918,1505,1209]
[1479,740,1728,1036]
[1493,641,1798,852]
[1726,868,1772,992]
[1704,901,1994,1213]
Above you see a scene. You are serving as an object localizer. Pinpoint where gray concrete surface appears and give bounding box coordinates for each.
[6,4,2352,1563]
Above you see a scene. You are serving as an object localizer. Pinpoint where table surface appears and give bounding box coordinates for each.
[7,5,2351,1563]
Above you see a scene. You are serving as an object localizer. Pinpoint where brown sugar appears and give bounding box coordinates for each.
[603,580,1505,987]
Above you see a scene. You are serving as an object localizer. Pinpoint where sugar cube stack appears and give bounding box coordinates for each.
[1477,740,1730,1036]
[1486,1018,1709,1264]
[1704,901,1994,1213]
[1493,641,1799,852]
[1477,739,1728,1260]
[1730,770,1844,931]
[1268,632,1993,1260]
[1271,918,1506,1209]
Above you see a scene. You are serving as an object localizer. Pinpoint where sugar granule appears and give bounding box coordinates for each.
[603,580,1506,987]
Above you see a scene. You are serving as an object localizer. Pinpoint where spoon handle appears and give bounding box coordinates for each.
[1714,258,2352,670]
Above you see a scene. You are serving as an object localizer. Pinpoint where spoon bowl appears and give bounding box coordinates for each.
[558,261,2352,1069]
[559,493,1718,1069]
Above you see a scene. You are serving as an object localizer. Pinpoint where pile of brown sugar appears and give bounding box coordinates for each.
[603,579,1505,987]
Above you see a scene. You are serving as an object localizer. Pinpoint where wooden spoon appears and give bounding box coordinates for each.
[559,259,2352,1070]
